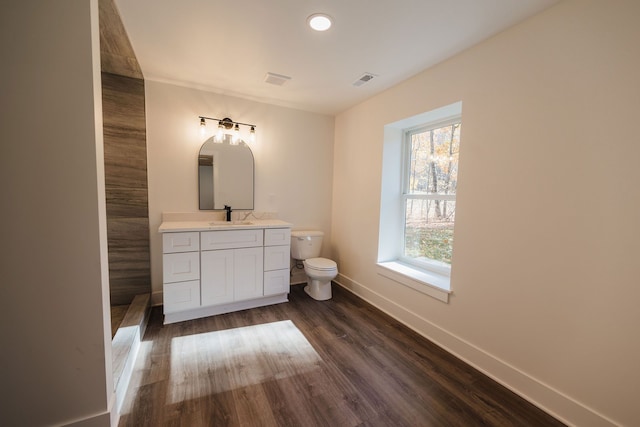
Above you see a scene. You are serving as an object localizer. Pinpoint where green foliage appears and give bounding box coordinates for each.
[405,226,454,265]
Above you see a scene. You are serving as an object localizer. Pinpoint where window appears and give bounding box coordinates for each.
[402,119,461,275]
[377,102,462,302]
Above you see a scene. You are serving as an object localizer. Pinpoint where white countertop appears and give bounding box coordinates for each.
[159,219,293,233]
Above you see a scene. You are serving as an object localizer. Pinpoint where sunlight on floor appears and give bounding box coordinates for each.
[168,320,322,403]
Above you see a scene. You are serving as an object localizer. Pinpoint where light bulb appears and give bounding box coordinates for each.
[249,126,256,143]
[232,123,240,144]
[216,121,224,140]
[199,118,206,137]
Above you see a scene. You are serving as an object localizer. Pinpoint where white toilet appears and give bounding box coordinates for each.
[290,230,338,301]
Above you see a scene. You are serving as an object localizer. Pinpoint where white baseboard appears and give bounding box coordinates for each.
[334,273,618,427]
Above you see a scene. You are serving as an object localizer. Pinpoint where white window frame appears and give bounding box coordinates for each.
[377,102,462,303]
[399,117,461,277]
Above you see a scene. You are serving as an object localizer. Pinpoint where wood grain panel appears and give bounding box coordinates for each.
[107,218,150,305]
[101,72,146,130]
[101,71,150,304]
[119,285,566,426]
[102,72,148,218]
[99,0,150,313]
[105,187,148,218]
[99,0,143,79]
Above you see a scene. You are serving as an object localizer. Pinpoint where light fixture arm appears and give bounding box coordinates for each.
[198,116,256,129]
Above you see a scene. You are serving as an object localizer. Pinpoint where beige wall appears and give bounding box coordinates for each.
[332,0,640,426]
[0,1,113,426]
[145,81,335,300]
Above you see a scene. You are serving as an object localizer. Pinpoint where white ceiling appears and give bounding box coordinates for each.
[115,0,558,115]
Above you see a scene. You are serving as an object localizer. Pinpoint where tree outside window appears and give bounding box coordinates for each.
[403,120,461,270]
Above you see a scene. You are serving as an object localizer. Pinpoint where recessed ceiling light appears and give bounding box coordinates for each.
[308,13,332,31]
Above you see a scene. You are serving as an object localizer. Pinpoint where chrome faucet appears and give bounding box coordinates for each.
[224,205,232,221]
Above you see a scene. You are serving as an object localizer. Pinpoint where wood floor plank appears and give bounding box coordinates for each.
[119,284,565,427]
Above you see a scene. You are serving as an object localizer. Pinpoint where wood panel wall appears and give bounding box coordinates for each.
[99,0,143,80]
[100,0,150,305]
[102,72,150,304]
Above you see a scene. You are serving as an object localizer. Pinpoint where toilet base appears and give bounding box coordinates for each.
[304,278,332,301]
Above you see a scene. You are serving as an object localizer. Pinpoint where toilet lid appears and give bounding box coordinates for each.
[305,257,337,271]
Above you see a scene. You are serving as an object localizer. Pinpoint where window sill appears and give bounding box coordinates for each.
[377,261,451,303]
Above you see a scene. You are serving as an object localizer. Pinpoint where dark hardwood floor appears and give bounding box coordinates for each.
[119,284,565,427]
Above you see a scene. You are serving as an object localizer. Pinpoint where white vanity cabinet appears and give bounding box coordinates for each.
[160,222,292,324]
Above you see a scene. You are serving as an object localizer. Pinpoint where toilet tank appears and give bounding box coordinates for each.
[291,230,324,260]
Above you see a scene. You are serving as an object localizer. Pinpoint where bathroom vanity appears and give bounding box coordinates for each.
[159,218,292,324]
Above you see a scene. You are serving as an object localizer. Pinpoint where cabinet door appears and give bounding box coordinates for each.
[234,247,264,301]
[163,252,200,283]
[201,249,234,306]
[264,269,290,296]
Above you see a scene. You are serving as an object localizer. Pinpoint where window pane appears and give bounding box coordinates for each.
[404,199,455,265]
[408,123,461,195]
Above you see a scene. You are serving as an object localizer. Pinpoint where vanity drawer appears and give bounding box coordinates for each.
[164,280,200,313]
[163,232,199,253]
[264,245,290,271]
[264,269,290,296]
[201,229,263,250]
[264,228,291,246]
[163,252,200,283]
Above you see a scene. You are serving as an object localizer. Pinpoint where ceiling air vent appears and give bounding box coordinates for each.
[353,72,377,87]
[264,72,292,86]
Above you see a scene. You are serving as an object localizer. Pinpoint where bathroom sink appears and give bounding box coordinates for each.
[208,220,254,226]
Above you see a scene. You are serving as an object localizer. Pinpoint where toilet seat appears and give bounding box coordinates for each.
[304,257,337,271]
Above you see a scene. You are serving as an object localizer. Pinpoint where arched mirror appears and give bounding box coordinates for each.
[198,135,254,210]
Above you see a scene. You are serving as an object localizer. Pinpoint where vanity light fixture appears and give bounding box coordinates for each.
[198,116,257,143]
[308,13,332,31]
